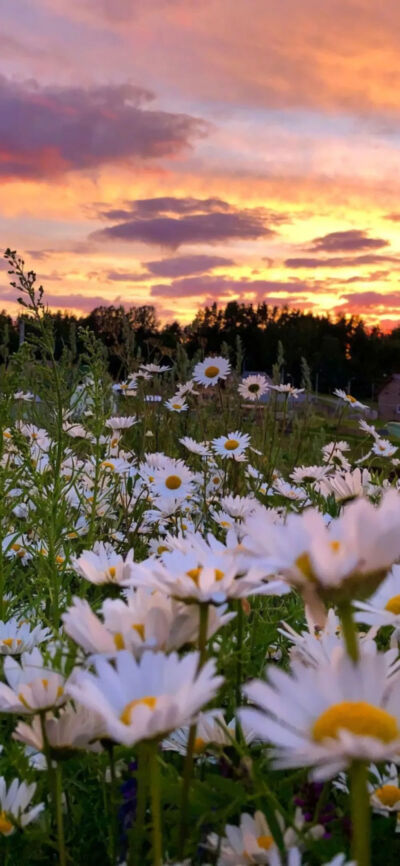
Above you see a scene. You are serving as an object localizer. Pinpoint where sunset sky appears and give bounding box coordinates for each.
[2,0,400,328]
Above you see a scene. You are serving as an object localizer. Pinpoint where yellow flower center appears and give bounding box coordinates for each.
[330,540,341,552]
[157,545,168,554]
[220,520,231,528]
[120,696,157,725]
[224,439,239,450]
[3,432,11,439]
[67,531,78,538]
[56,555,64,564]
[114,633,125,650]
[204,365,219,378]
[295,552,314,581]
[11,544,21,552]
[385,594,400,615]
[375,784,400,807]
[172,403,182,409]
[0,812,13,835]
[108,566,117,580]
[132,623,145,640]
[257,835,274,850]
[215,569,224,581]
[101,461,115,471]
[312,701,399,743]
[2,638,21,648]
[165,475,182,490]
[187,567,202,585]
[193,736,206,753]
[346,394,356,403]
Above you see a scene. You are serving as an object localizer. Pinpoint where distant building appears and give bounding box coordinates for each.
[378,374,400,420]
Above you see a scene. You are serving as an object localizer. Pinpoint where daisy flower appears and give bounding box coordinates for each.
[238,375,270,402]
[14,705,104,755]
[0,648,66,713]
[359,419,380,439]
[355,564,400,631]
[164,397,189,413]
[179,436,211,457]
[130,533,266,603]
[151,459,194,499]
[321,441,351,469]
[139,363,171,374]
[162,710,235,756]
[242,489,400,604]
[372,438,398,458]
[318,468,372,503]
[193,356,231,387]
[290,465,330,484]
[0,618,50,655]
[66,650,223,747]
[63,592,234,657]
[207,810,280,865]
[220,494,258,522]
[0,777,44,835]
[369,763,400,822]
[71,542,134,586]
[175,379,199,397]
[113,378,137,396]
[273,479,309,502]
[279,609,372,668]
[333,389,367,411]
[270,384,304,398]
[212,431,250,460]
[14,391,36,402]
[100,457,132,475]
[240,647,400,780]
[105,416,138,430]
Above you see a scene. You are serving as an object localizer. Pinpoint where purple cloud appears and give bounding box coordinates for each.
[100,197,232,221]
[92,211,274,249]
[339,291,400,308]
[150,275,313,298]
[0,76,206,179]
[144,254,234,277]
[106,270,149,282]
[0,285,138,313]
[285,253,398,268]
[308,230,389,253]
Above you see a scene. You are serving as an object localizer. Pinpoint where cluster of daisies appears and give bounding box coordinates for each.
[2,354,400,866]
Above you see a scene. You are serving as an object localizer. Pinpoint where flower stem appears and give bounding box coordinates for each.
[350,760,370,866]
[178,604,209,857]
[128,746,147,866]
[107,744,118,865]
[198,603,209,670]
[235,599,244,709]
[149,743,162,866]
[55,763,67,866]
[338,600,359,662]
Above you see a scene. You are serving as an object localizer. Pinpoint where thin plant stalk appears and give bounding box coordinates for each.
[338,600,359,662]
[178,603,209,857]
[128,745,148,866]
[350,760,370,866]
[107,744,118,865]
[55,763,67,866]
[149,743,162,866]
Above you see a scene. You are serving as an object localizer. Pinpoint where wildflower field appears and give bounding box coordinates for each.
[2,250,400,866]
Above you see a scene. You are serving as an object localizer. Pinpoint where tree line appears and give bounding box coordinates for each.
[1,299,400,398]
